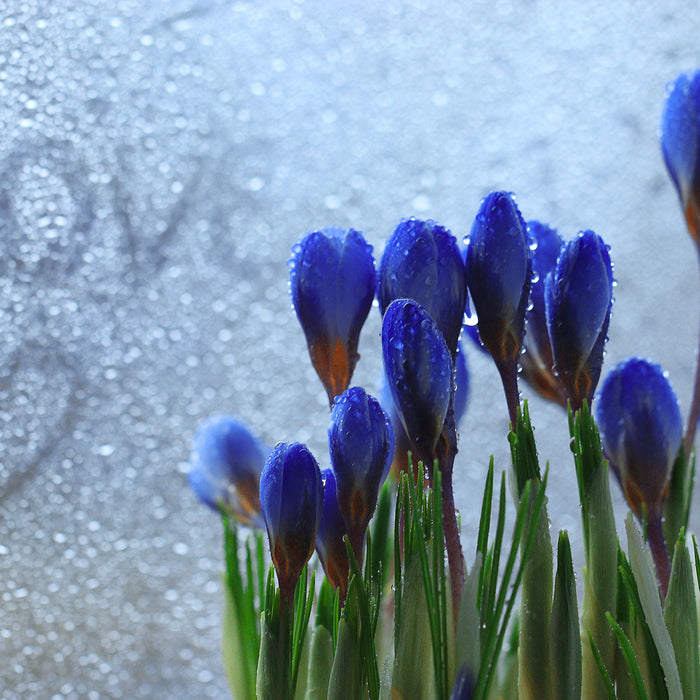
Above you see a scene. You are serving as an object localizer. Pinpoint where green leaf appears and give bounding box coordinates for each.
[327,616,363,700]
[303,624,334,700]
[664,531,700,699]
[587,632,619,700]
[663,448,695,552]
[607,612,649,700]
[550,531,581,700]
[570,402,618,697]
[625,515,683,700]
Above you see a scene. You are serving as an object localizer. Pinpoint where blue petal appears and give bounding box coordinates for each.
[379,218,466,356]
[382,299,452,464]
[466,192,531,366]
[328,386,394,535]
[661,72,698,205]
[596,358,682,517]
[289,227,376,401]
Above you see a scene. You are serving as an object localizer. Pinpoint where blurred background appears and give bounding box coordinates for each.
[1,1,699,697]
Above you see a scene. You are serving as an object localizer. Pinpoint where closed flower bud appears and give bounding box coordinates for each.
[466,191,531,368]
[660,70,700,242]
[521,220,567,406]
[382,298,453,468]
[545,230,613,410]
[188,415,267,527]
[378,218,467,357]
[315,469,350,598]
[596,358,682,521]
[328,386,394,561]
[259,442,323,603]
[382,341,469,479]
[289,227,376,404]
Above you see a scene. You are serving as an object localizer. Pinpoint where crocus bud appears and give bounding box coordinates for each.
[382,341,469,480]
[466,191,531,368]
[378,218,467,357]
[596,358,682,522]
[188,415,267,527]
[545,230,613,410]
[259,442,323,604]
[382,298,453,469]
[328,386,394,562]
[289,227,376,404]
[660,70,700,242]
[315,469,350,599]
[520,220,567,406]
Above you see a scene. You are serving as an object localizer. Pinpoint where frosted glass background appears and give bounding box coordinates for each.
[1,1,699,697]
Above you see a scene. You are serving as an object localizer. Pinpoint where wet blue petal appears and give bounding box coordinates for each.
[382,298,452,466]
[466,191,531,368]
[315,469,350,595]
[596,358,682,519]
[259,441,323,594]
[521,220,566,405]
[289,227,376,403]
[380,340,468,479]
[660,70,700,241]
[328,386,394,548]
[545,230,613,409]
[188,415,267,526]
[379,218,467,356]
[449,664,476,700]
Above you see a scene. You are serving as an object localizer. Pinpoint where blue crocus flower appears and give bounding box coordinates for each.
[660,70,700,242]
[466,192,531,367]
[521,220,567,406]
[188,415,268,527]
[259,441,323,605]
[315,469,350,599]
[378,218,467,357]
[380,341,469,479]
[328,386,394,562]
[289,227,376,404]
[382,298,453,469]
[596,358,682,522]
[545,230,613,410]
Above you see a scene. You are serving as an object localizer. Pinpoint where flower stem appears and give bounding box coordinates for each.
[647,513,670,599]
[497,359,521,430]
[682,252,700,459]
[436,405,464,624]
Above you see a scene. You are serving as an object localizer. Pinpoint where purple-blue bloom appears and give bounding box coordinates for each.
[545,229,613,410]
[660,70,700,242]
[382,298,453,468]
[315,469,350,598]
[188,415,267,527]
[289,227,376,404]
[381,340,468,479]
[521,220,566,406]
[378,218,467,357]
[259,442,323,600]
[328,386,394,559]
[466,191,531,370]
[596,358,682,521]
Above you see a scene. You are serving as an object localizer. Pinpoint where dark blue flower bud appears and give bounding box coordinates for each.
[328,386,394,560]
[381,340,469,479]
[521,220,567,406]
[188,415,267,527]
[289,227,376,404]
[545,230,613,410]
[382,298,453,468]
[378,218,467,357]
[315,469,350,597]
[596,358,682,521]
[660,71,700,242]
[466,192,531,368]
[259,442,323,601]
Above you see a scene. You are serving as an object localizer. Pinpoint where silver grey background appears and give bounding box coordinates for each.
[1,1,699,698]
